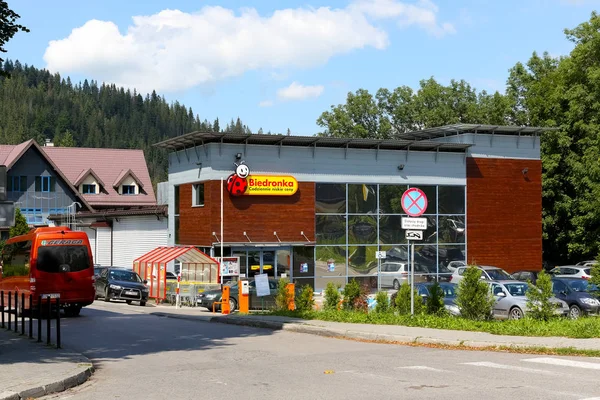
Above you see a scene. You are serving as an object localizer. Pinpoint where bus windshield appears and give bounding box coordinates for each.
[37,246,91,273]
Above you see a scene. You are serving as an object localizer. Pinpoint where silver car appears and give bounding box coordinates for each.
[489,280,569,320]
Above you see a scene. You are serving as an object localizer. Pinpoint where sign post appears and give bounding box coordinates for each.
[375,251,386,290]
[401,188,428,316]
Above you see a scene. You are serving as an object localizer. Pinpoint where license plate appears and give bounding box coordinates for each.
[125,291,137,296]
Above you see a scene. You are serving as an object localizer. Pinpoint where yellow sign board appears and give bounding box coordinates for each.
[245,175,298,196]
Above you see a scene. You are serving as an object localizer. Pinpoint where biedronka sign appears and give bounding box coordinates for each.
[226,161,298,197]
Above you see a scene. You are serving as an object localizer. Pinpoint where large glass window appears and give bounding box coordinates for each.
[439,186,465,214]
[348,216,377,244]
[316,184,346,213]
[348,184,377,214]
[379,185,408,214]
[292,247,315,277]
[316,215,346,244]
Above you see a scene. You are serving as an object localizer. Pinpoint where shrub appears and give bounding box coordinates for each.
[590,256,600,298]
[455,266,494,320]
[296,285,315,312]
[526,270,557,321]
[274,278,293,311]
[394,282,425,315]
[374,291,390,313]
[324,282,341,311]
[426,281,446,315]
[342,279,362,310]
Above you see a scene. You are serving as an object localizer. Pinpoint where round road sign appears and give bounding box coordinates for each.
[401,188,428,217]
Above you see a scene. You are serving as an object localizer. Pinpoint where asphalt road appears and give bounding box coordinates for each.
[43,302,600,400]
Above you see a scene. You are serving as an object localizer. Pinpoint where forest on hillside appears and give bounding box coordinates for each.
[0,60,253,185]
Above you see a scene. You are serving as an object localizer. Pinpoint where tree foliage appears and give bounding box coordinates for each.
[274,278,293,312]
[0,2,29,77]
[323,282,341,311]
[0,61,251,187]
[9,208,29,237]
[425,281,446,316]
[525,271,557,321]
[455,266,494,320]
[394,282,424,315]
[296,285,315,312]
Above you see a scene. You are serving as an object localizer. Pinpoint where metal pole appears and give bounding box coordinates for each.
[410,241,414,316]
[7,293,11,331]
[28,294,33,339]
[46,298,51,346]
[220,177,224,285]
[14,292,18,333]
[37,295,42,342]
[56,298,61,349]
[20,293,25,335]
[1,290,4,329]
[377,257,381,291]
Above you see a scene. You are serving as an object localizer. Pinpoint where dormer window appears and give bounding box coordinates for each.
[82,184,97,194]
[122,185,136,195]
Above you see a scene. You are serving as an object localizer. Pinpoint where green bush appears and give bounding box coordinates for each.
[526,270,557,321]
[342,279,362,310]
[274,278,293,312]
[324,282,341,311]
[590,256,600,298]
[374,291,390,313]
[296,285,315,312]
[455,266,494,320]
[394,282,425,315]
[426,281,446,316]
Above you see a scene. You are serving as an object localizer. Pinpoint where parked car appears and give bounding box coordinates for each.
[489,280,568,320]
[576,260,598,267]
[511,270,542,284]
[549,266,592,280]
[416,282,460,316]
[379,261,429,289]
[450,265,514,284]
[551,278,600,319]
[94,267,149,306]
[446,261,466,272]
[197,279,301,311]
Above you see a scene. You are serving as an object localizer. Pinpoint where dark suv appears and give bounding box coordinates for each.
[95,267,149,306]
[551,277,600,319]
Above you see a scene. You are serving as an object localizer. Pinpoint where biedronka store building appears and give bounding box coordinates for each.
[155,124,552,292]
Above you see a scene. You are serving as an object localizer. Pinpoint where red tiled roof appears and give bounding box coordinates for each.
[112,168,144,188]
[74,168,106,187]
[0,143,156,207]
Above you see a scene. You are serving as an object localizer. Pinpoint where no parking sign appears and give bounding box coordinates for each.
[401,188,428,217]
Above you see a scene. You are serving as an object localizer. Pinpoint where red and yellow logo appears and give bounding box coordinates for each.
[245,175,298,196]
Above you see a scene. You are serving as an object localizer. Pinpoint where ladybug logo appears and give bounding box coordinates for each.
[226,161,250,196]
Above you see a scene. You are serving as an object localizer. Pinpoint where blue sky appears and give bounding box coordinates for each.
[5,0,599,135]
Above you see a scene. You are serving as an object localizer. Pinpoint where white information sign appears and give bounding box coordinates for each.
[375,251,387,259]
[255,273,270,297]
[405,230,424,241]
[401,217,427,230]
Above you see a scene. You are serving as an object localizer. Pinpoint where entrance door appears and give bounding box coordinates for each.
[244,249,290,278]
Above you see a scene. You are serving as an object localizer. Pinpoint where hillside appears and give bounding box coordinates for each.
[0,60,252,185]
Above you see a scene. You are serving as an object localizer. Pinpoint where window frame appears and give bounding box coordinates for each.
[82,184,97,194]
[122,185,136,195]
[192,183,205,207]
[7,176,27,192]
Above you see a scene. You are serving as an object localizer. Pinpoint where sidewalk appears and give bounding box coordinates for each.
[0,329,93,400]
[137,304,600,352]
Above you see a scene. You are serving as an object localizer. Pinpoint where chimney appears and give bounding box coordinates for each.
[44,138,54,147]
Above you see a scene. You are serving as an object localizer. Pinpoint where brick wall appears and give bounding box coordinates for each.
[466,157,542,273]
[178,180,316,246]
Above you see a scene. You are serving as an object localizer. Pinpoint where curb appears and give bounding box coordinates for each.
[209,316,587,352]
[0,359,94,400]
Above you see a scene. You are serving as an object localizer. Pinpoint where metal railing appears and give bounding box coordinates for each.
[0,290,62,349]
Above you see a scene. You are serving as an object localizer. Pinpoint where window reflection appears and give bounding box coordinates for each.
[439,216,465,244]
[410,185,436,214]
[348,184,377,214]
[348,245,378,276]
[379,185,407,214]
[316,246,346,276]
[316,183,346,213]
[439,186,465,214]
[379,215,406,244]
[348,215,377,244]
[316,215,346,245]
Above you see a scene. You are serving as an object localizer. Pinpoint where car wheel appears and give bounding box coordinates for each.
[569,304,582,319]
[139,301,146,307]
[104,289,111,302]
[229,298,237,312]
[393,280,400,290]
[508,307,523,320]
[126,300,132,305]
[64,306,82,317]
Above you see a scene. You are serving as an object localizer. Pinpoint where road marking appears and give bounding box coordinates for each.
[396,366,447,372]
[462,361,557,375]
[523,358,600,370]
[579,398,600,400]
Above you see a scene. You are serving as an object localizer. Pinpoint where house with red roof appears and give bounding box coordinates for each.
[0,138,167,267]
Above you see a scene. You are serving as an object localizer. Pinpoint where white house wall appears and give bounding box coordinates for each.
[81,227,97,263]
[95,227,112,266]
[113,216,168,268]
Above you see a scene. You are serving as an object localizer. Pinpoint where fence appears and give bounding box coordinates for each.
[0,290,62,349]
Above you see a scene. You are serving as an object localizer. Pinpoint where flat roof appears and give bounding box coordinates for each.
[153,124,557,153]
[154,131,471,153]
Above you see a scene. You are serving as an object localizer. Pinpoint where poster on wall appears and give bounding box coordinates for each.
[255,273,270,297]
[218,257,240,276]
[300,263,309,273]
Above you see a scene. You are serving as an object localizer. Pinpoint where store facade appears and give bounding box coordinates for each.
[156,124,549,291]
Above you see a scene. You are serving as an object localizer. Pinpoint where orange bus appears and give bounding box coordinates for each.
[0,226,95,316]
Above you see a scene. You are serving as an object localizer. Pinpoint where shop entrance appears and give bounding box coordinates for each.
[231,248,291,279]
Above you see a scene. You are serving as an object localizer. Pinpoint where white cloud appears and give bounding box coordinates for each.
[277,82,324,101]
[258,100,274,107]
[43,1,454,93]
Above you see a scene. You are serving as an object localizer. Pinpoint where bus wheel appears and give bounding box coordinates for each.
[64,306,82,317]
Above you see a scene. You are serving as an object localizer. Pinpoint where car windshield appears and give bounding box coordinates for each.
[485,269,513,280]
[566,279,596,292]
[503,283,529,297]
[438,284,457,298]
[109,270,142,283]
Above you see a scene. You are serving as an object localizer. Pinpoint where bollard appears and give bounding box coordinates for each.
[14,292,17,333]
[37,295,42,343]
[1,290,4,329]
[20,293,25,336]
[286,283,295,311]
[8,293,11,331]
[56,298,61,349]
[46,297,51,346]
[28,294,33,339]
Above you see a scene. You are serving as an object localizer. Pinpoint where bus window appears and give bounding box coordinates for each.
[1,241,32,277]
[37,246,91,273]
